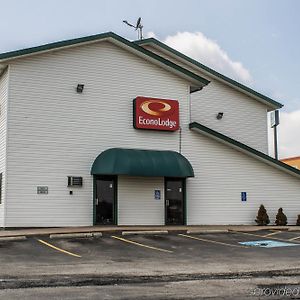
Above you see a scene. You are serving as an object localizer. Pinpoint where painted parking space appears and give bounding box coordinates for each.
[125,231,300,253]
[0,237,83,269]
[124,232,257,256]
[239,240,300,248]
[229,230,300,244]
[253,229,300,241]
[178,233,249,248]
[49,235,176,261]
[181,231,267,247]
[37,239,82,258]
[111,235,173,253]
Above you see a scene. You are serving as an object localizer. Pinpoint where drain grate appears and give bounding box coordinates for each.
[239,240,300,248]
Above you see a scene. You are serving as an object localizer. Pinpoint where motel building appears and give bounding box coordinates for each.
[0,32,299,228]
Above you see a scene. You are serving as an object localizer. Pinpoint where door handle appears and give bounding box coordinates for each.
[96,198,99,205]
[166,200,169,206]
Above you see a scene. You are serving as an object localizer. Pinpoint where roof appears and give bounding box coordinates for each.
[189,122,300,179]
[136,38,283,110]
[0,32,209,89]
[91,148,194,177]
[281,156,300,162]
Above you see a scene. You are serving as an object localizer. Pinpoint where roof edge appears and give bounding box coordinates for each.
[136,38,283,110]
[0,32,114,61]
[189,122,300,178]
[0,32,209,87]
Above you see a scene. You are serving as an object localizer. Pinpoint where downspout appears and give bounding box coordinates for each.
[189,86,192,123]
[179,126,182,154]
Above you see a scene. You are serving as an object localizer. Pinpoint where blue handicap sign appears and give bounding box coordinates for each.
[154,190,161,200]
[241,192,247,202]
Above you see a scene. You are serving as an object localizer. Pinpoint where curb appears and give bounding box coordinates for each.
[122,230,169,236]
[187,229,228,234]
[228,227,290,233]
[286,227,300,232]
[50,232,102,239]
[0,236,27,242]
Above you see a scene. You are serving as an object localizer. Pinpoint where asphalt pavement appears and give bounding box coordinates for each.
[1,229,300,298]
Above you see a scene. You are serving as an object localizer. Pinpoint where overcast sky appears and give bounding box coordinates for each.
[0,0,299,158]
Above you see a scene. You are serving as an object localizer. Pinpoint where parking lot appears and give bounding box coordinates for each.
[1,228,300,281]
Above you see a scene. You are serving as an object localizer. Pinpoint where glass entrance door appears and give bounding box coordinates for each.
[165,178,185,225]
[95,176,116,225]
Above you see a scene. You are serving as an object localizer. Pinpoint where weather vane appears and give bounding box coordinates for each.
[123,17,143,40]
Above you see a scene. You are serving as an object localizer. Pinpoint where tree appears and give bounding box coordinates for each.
[275,208,287,226]
[296,215,300,226]
[255,205,270,226]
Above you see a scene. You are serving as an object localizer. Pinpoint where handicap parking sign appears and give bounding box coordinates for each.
[241,192,247,202]
[154,189,161,200]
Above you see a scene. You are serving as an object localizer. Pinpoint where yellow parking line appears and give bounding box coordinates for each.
[111,235,173,253]
[263,231,282,237]
[229,230,300,244]
[178,234,249,248]
[37,239,81,258]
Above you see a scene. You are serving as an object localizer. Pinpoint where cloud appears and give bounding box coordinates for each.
[145,31,156,38]
[164,32,253,84]
[268,110,300,159]
[278,110,300,158]
[144,31,298,158]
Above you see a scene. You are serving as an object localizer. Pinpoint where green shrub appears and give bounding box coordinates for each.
[255,205,270,226]
[275,208,287,226]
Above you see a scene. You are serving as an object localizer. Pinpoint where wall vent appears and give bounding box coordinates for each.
[68,176,83,187]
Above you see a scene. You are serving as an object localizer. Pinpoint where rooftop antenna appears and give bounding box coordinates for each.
[123,17,143,40]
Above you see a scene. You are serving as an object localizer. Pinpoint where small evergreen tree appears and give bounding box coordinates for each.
[275,208,287,226]
[296,215,300,226]
[255,205,270,226]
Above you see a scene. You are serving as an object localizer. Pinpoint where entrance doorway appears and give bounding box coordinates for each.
[94,176,117,225]
[165,178,185,225]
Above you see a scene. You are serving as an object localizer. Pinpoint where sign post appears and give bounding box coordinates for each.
[270,110,280,160]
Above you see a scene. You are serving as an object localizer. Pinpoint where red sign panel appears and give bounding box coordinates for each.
[133,96,179,131]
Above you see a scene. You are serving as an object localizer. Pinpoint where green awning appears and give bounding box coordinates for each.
[91,148,194,178]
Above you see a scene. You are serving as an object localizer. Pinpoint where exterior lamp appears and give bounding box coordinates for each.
[216,112,224,120]
[76,84,84,93]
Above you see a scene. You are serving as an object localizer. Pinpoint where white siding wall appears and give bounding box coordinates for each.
[190,84,268,153]
[143,45,269,153]
[4,40,300,227]
[0,69,8,227]
[183,131,300,225]
[6,41,190,227]
[118,176,164,225]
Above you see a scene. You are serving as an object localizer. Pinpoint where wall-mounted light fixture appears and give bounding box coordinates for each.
[76,84,84,93]
[216,112,224,120]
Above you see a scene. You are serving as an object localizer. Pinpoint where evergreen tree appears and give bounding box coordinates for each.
[255,205,270,226]
[275,208,287,226]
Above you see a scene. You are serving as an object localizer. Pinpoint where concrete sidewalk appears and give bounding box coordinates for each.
[0,225,298,238]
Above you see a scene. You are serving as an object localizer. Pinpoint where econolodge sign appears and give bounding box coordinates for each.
[133,96,179,131]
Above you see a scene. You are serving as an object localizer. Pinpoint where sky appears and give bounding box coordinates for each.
[0,0,299,158]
